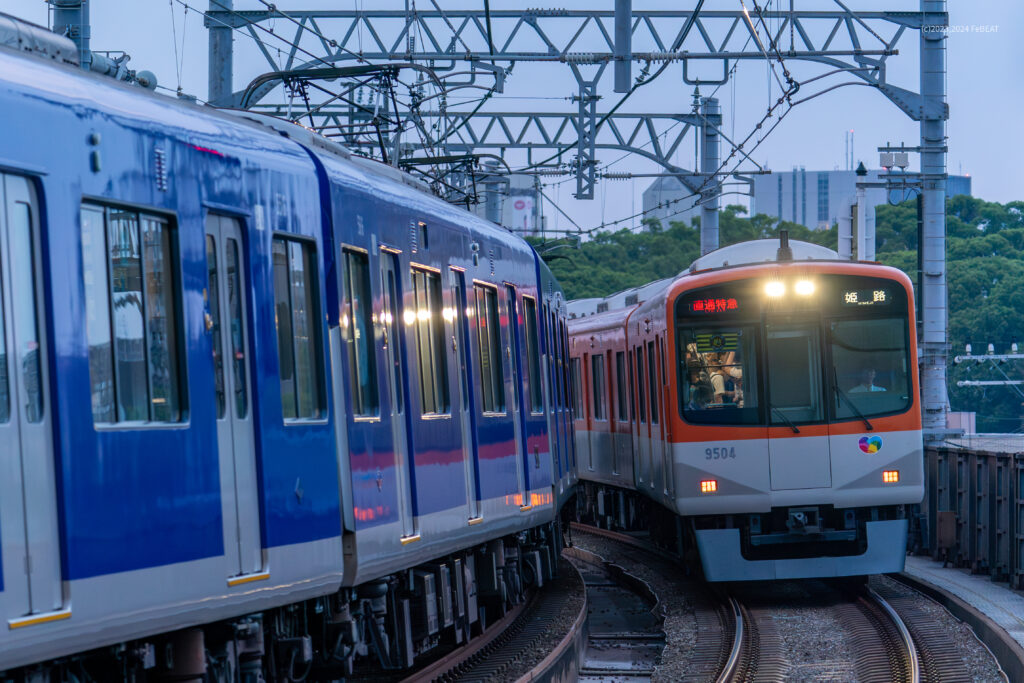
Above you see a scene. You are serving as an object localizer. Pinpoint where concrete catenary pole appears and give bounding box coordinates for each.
[50,0,91,70]
[613,0,632,93]
[208,0,234,105]
[700,96,721,255]
[920,0,949,439]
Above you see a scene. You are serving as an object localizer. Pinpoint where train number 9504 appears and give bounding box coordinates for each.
[705,446,737,460]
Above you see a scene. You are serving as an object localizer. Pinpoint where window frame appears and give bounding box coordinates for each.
[473,281,506,416]
[341,245,379,421]
[80,201,188,429]
[410,264,451,418]
[591,353,607,421]
[522,295,544,414]
[274,233,327,423]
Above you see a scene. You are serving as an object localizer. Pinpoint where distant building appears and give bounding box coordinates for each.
[472,173,545,236]
[640,176,702,229]
[640,169,972,232]
[751,168,972,230]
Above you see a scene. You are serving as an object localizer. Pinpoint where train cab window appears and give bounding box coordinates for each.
[411,267,449,415]
[591,354,606,420]
[274,238,325,420]
[523,297,543,413]
[474,284,505,413]
[615,351,628,421]
[80,203,184,424]
[678,326,759,425]
[766,323,824,425]
[830,318,911,419]
[341,249,378,417]
[570,357,582,418]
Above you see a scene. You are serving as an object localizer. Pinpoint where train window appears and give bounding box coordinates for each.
[830,318,911,419]
[206,235,226,419]
[767,323,824,425]
[474,284,505,413]
[523,297,543,413]
[10,200,42,423]
[635,347,646,423]
[679,325,759,425]
[341,249,378,417]
[615,351,628,421]
[80,203,184,425]
[274,238,325,420]
[647,342,658,424]
[627,348,636,421]
[0,241,7,421]
[411,268,449,415]
[561,320,571,411]
[570,357,582,419]
[591,355,606,420]
[226,238,248,419]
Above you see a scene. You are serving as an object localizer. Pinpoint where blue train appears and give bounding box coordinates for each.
[0,15,575,680]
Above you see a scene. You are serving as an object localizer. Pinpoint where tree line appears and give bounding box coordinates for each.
[530,195,1024,432]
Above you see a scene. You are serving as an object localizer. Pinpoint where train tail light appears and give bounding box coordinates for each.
[882,470,900,483]
[700,480,718,493]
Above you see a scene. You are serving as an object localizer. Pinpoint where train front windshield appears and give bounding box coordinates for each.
[676,275,912,426]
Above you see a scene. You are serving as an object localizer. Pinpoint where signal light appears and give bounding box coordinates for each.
[700,480,718,493]
[883,470,900,483]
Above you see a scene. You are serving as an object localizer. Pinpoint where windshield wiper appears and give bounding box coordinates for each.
[833,368,874,431]
[770,406,800,433]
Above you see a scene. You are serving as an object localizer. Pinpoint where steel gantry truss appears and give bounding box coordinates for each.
[205,1,950,438]
[208,4,913,200]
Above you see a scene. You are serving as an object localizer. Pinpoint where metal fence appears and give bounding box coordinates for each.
[917,446,1024,589]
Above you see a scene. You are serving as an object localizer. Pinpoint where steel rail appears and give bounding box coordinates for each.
[865,585,922,683]
[716,596,745,683]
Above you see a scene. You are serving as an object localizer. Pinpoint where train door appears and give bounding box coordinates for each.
[658,337,674,498]
[451,269,480,520]
[381,250,415,537]
[646,340,659,490]
[0,174,62,619]
[766,322,832,489]
[542,304,561,481]
[504,285,528,502]
[205,215,262,578]
[633,346,646,487]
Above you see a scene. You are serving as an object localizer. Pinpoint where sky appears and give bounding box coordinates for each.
[7,1,1021,236]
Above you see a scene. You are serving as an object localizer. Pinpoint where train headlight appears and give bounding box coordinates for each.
[882,470,900,483]
[795,279,816,296]
[700,479,718,493]
[764,281,785,298]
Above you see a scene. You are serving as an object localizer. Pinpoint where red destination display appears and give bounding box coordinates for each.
[689,297,739,313]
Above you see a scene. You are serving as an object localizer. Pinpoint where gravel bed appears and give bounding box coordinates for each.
[737,581,857,682]
[568,531,700,683]
[873,574,1006,683]
[481,557,586,683]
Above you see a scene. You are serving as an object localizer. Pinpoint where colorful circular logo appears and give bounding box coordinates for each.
[859,436,883,453]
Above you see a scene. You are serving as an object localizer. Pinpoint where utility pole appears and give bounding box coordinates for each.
[919,0,949,440]
[49,0,91,69]
[208,0,233,105]
[700,96,721,255]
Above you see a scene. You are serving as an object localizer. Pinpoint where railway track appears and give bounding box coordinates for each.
[571,524,990,683]
[398,558,586,683]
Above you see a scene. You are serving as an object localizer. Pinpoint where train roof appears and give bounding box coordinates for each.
[688,239,840,273]
[0,31,538,263]
[569,239,845,318]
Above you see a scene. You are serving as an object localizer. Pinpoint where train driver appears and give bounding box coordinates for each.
[850,367,886,393]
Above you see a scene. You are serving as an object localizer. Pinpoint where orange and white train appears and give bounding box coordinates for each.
[568,237,923,581]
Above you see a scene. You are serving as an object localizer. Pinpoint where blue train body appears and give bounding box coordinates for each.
[0,21,575,677]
